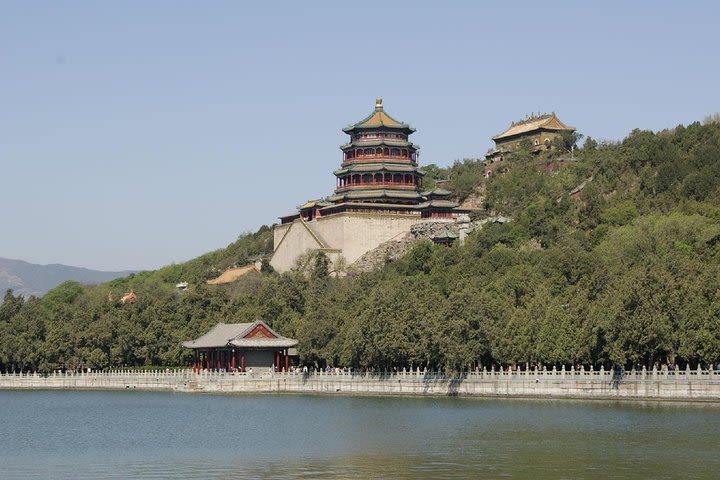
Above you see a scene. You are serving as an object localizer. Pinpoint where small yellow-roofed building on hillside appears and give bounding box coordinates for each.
[488,114,575,159]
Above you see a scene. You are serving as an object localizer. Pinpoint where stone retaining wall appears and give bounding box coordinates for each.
[2,367,720,401]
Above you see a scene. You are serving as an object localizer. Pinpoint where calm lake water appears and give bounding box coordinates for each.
[1,391,719,479]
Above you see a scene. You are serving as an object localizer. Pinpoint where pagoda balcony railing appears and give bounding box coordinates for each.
[342,153,417,162]
[335,183,419,192]
[343,138,410,146]
[342,155,417,164]
[351,134,408,141]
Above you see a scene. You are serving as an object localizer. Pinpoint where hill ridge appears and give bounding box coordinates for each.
[0,257,136,298]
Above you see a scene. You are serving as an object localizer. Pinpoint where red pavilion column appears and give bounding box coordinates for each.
[232,349,236,371]
[241,351,245,372]
[285,349,289,372]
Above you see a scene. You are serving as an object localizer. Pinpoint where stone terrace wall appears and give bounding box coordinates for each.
[349,216,506,274]
[3,367,720,401]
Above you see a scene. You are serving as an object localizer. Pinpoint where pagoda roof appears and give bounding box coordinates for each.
[334,163,424,175]
[421,187,452,197]
[492,114,575,141]
[343,98,415,133]
[416,199,460,209]
[328,189,423,202]
[298,199,333,210]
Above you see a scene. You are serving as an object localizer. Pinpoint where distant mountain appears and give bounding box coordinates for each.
[0,257,135,299]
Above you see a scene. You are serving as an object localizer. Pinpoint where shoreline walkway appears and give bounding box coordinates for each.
[2,366,720,401]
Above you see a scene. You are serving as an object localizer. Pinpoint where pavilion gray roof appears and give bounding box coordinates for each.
[182,320,298,350]
[230,337,298,349]
[182,323,252,349]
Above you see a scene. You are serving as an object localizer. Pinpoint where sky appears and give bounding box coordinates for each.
[1,1,719,271]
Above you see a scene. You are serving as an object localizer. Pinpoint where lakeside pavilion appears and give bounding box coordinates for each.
[182,320,298,373]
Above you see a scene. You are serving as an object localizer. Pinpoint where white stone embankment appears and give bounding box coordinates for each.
[2,367,720,401]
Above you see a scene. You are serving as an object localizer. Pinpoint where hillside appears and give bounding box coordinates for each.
[0,257,135,299]
[2,119,720,373]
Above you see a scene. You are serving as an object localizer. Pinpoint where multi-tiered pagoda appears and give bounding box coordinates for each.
[330,97,423,206]
[271,99,472,273]
[280,99,463,224]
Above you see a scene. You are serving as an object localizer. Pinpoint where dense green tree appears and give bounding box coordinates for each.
[4,122,720,372]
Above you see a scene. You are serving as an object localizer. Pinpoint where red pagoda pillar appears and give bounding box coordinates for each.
[285,349,289,372]
[241,351,245,372]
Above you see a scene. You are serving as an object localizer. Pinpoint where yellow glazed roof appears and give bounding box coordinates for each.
[344,98,413,132]
[356,98,402,127]
[493,114,575,140]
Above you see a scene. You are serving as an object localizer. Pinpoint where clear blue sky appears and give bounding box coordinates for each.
[1,1,718,271]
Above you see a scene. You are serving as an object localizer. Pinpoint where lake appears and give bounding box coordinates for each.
[1,391,719,479]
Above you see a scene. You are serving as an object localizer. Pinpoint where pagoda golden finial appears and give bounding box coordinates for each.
[375,97,383,109]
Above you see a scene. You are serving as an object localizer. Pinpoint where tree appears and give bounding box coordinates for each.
[583,137,598,151]
[260,258,275,274]
[311,252,330,281]
[553,131,583,152]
